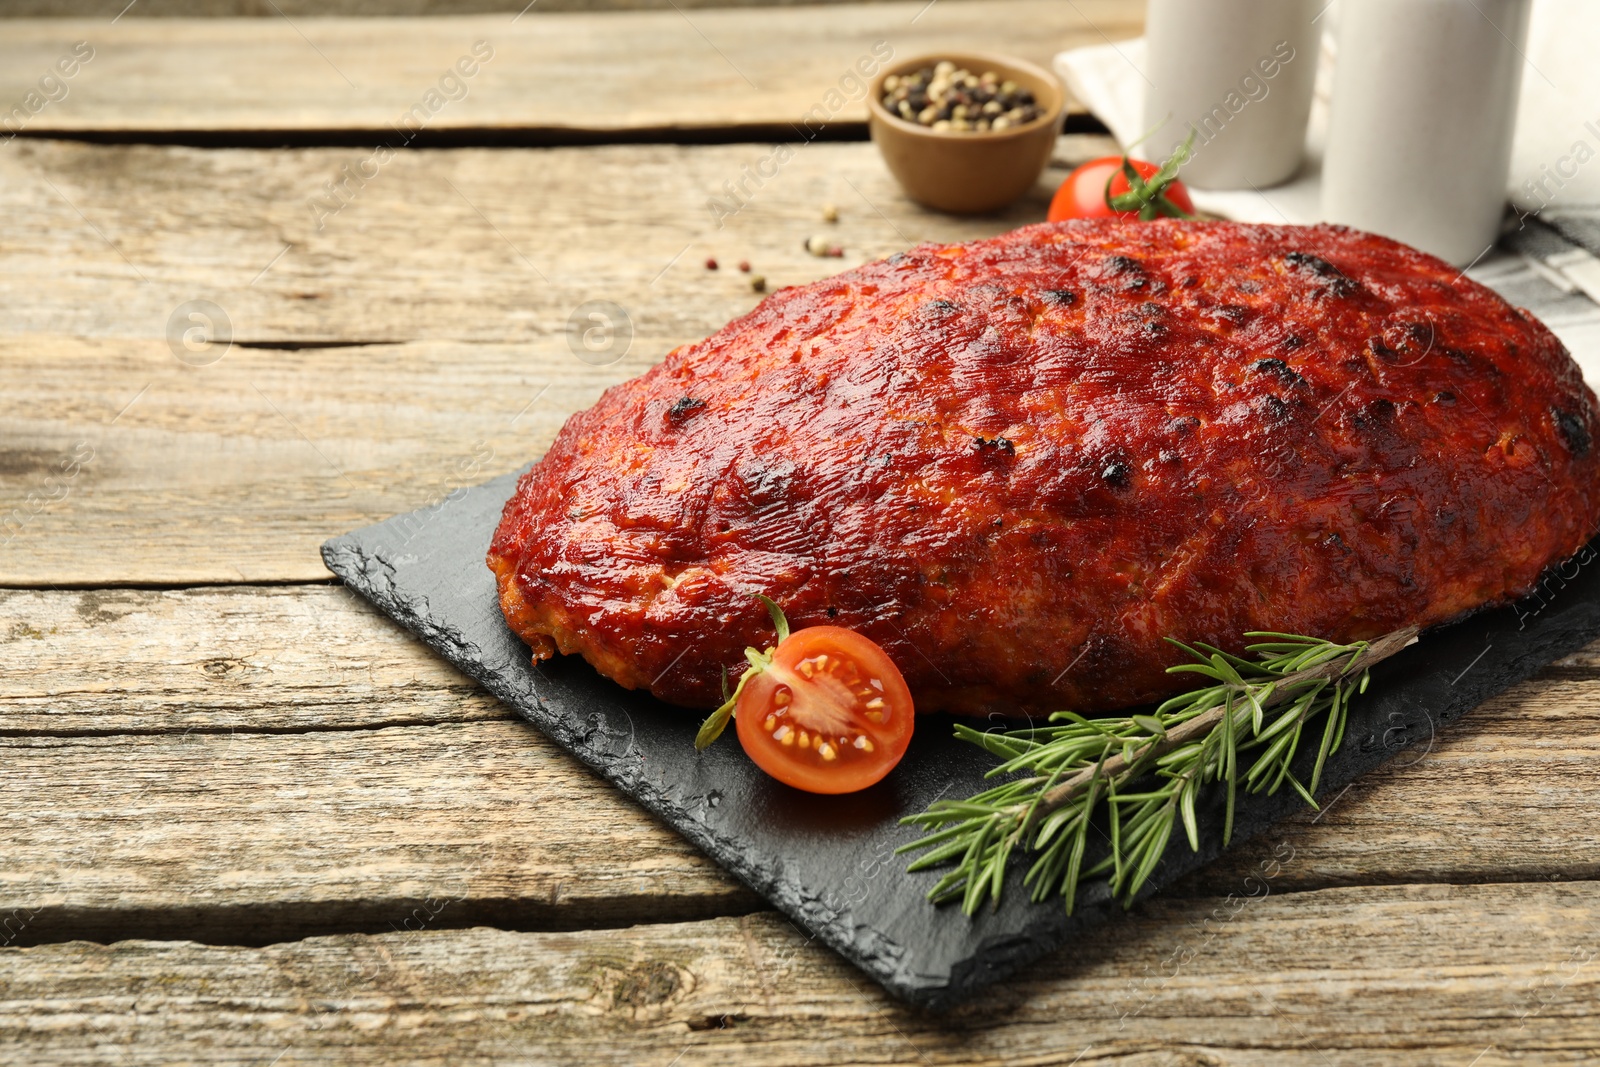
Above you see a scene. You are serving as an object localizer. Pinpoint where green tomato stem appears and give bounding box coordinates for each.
[1099,129,1199,220]
[694,594,792,751]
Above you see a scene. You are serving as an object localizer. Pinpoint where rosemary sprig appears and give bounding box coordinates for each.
[897,626,1419,915]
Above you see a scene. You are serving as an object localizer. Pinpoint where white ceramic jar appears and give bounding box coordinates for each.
[1322,0,1533,266]
[1141,0,1322,190]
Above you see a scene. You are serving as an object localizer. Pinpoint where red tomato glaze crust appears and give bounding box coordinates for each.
[488,220,1600,716]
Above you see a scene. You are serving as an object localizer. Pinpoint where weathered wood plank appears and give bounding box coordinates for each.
[3,884,1597,1065]
[0,138,1113,584]
[2,583,1599,943]
[0,718,758,945]
[0,0,949,15]
[0,337,607,584]
[0,2,1138,134]
[0,586,503,734]
[0,139,1068,343]
[1,338,594,584]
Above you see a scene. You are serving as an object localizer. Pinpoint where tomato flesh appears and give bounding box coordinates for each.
[734,626,914,794]
[1047,156,1195,222]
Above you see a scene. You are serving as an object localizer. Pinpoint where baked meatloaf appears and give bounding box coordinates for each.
[489,220,1600,715]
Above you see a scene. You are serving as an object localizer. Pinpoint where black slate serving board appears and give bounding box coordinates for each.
[322,469,1600,1008]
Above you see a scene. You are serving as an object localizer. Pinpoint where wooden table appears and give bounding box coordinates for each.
[3,2,1599,1063]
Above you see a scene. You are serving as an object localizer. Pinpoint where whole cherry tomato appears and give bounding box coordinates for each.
[1048,135,1198,223]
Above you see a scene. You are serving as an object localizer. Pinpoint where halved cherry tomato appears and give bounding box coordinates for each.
[1047,156,1196,223]
[734,625,914,794]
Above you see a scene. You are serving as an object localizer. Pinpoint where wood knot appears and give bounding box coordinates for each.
[201,658,244,679]
[597,958,695,1019]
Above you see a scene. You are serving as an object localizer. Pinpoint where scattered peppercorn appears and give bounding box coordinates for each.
[705,257,718,270]
[881,61,1043,132]
[738,260,751,272]
[821,203,840,223]
[805,234,843,258]
[750,275,767,293]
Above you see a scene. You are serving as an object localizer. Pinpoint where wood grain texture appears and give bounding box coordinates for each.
[0,138,1120,584]
[0,138,1071,343]
[0,336,600,584]
[1,722,759,945]
[0,2,1138,134]
[0,586,504,734]
[0,589,759,944]
[2,584,1599,944]
[3,885,1598,1065]
[0,0,935,12]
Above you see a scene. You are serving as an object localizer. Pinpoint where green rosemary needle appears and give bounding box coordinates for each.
[897,626,1419,916]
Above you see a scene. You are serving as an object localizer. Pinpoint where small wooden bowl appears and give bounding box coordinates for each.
[867,52,1065,215]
